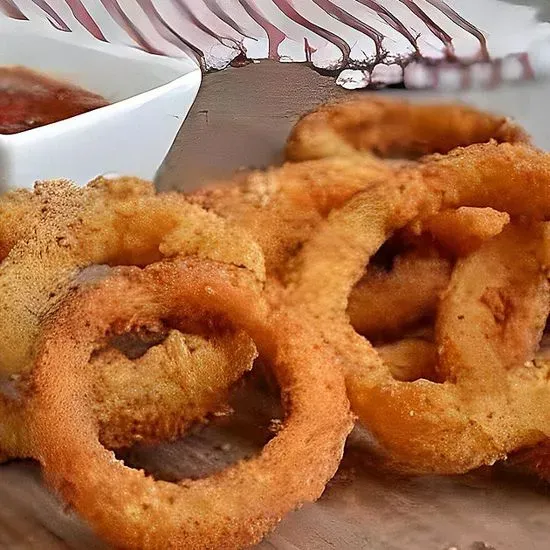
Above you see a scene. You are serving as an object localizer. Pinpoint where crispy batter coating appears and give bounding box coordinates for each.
[0,179,264,375]
[29,259,353,550]
[286,96,530,162]
[0,189,39,260]
[0,176,155,260]
[192,157,507,339]
[284,143,550,473]
[0,179,263,459]
[0,328,256,460]
[191,156,392,278]
[285,143,550,317]
[92,329,256,449]
[350,206,509,339]
[283,98,518,342]
[437,224,549,379]
[348,247,451,339]
[405,207,510,256]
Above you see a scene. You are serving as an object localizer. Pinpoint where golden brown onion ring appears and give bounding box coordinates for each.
[191,156,392,278]
[436,225,549,379]
[0,179,264,375]
[285,143,550,318]
[192,158,508,340]
[285,142,550,473]
[286,96,529,162]
[92,328,256,450]
[29,259,353,549]
[0,324,256,461]
[0,179,262,459]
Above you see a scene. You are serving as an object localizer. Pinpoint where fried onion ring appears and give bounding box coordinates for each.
[0,327,256,459]
[91,328,256,450]
[285,143,550,316]
[0,179,263,458]
[192,158,508,340]
[0,178,264,375]
[191,156,392,278]
[284,142,550,473]
[285,96,530,162]
[29,259,352,549]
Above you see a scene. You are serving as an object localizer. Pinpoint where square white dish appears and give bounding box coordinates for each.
[0,18,201,191]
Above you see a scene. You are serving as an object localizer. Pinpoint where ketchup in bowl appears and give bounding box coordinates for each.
[0,66,109,135]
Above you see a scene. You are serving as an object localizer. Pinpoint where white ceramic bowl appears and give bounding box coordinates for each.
[0,18,201,191]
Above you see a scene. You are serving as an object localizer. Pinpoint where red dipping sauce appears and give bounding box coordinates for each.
[0,66,110,135]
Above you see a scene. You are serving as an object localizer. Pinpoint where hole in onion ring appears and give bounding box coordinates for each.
[29,258,352,549]
[102,328,169,360]
[116,368,282,482]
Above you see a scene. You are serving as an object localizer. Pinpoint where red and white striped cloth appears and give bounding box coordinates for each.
[2,0,550,88]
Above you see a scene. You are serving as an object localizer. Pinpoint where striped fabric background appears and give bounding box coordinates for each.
[1,0,549,89]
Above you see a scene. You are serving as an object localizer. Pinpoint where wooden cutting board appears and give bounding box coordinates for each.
[2,68,550,549]
[1,372,549,550]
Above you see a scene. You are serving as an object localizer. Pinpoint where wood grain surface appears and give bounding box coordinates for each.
[2,65,550,550]
[1,372,549,550]
[1,371,549,550]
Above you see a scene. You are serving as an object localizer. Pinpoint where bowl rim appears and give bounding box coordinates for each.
[0,17,201,144]
[0,70,201,145]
